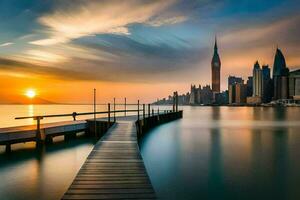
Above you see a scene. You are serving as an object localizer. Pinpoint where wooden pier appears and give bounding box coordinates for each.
[62,111,182,200]
[0,98,182,199]
[62,120,156,199]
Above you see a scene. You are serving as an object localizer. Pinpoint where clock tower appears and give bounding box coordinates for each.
[211,37,221,93]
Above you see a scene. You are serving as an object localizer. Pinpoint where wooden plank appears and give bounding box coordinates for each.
[62,193,156,199]
[65,188,154,194]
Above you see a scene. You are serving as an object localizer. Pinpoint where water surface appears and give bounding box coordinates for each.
[140,106,300,200]
[0,136,95,200]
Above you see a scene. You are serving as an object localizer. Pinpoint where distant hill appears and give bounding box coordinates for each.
[0,95,57,104]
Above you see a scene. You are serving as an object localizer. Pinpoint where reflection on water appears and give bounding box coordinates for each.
[140,106,300,200]
[0,136,95,200]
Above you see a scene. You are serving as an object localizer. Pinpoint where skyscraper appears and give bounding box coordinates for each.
[253,61,263,97]
[211,37,221,93]
[235,82,247,104]
[228,76,243,104]
[246,76,253,97]
[261,65,272,103]
[273,48,289,100]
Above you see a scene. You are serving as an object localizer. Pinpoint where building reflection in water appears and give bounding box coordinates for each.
[208,107,224,199]
[272,106,288,199]
[250,107,289,199]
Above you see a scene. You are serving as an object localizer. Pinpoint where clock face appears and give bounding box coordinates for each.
[214,62,219,67]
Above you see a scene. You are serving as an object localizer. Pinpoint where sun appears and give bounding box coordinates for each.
[25,89,36,99]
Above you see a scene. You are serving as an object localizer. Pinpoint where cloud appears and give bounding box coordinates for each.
[30,0,186,46]
[0,57,93,80]
[146,15,188,27]
[24,49,69,64]
[220,14,300,49]
[0,42,14,47]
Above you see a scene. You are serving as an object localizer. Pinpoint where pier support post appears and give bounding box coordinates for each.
[34,116,45,144]
[137,100,140,120]
[152,109,154,116]
[113,98,116,122]
[5,144,11,153]
[143,104,145,124]
[94,88,97,136]
[124,97,127,116]
[175,91,178,112]
[148,104,150,117]
[173,92,175,112]
[108,103,111,124]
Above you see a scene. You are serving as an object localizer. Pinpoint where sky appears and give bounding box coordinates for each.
[0,0,299,103]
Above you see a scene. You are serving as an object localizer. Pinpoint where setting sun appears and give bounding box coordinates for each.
[25,89,36,99]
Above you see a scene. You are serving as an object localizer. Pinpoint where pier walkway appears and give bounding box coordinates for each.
[62,118,156,200]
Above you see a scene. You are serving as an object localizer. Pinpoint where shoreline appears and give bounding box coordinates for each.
[153,104,300,107]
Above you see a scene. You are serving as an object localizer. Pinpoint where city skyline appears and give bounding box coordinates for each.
[155,40,300,105]
[0,0,300,103]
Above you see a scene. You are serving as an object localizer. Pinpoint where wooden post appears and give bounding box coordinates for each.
[148,104,150,117]
[5,144,11,153]
[113,98,116,122]
[173,92,175,112]
[72,112,77,121]
[108,103,111,124]
[124,97,127,116]
[137,100,140,120]
[158,107,160,115]
[152,109,154,116]
[94,89,96,135]
[143,104,145,119]
[35,116,44,143]
[176,91,179,112]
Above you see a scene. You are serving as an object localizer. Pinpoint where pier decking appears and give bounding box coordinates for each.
[62,120,156,200]
[0,120,86,145]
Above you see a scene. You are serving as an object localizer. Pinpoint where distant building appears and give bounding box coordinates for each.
[215,90,228,105]
[261,65,272,103]
[246,76,253,97]
[289,69,300,100]
[273,48,289,100]
[235,82,247,104]
[211,37,221,93]
[228,76,243,104]
[228,76,243,86]
[201,85,213,104]
[188,84,213,105]
[253,61,263,97]
[228,84,235,104]
[189,85,197,104]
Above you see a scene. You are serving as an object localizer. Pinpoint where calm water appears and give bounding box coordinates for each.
[0,136,95,200]
[140,106,300,200]
[1,105,300,200]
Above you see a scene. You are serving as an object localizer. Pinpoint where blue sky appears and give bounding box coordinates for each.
[0,0,299,102]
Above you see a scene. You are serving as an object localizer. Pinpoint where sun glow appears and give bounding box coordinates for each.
[25,89,36,99]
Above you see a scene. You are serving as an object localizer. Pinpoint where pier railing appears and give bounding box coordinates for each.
[15,100,179,140]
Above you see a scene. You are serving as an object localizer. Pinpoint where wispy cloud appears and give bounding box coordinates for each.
[30,0,186,46]
[146,15,188,27]
[0,42,13,47]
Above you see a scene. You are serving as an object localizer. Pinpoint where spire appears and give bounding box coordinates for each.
[212,36,221,66]
[214,36,218,52]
